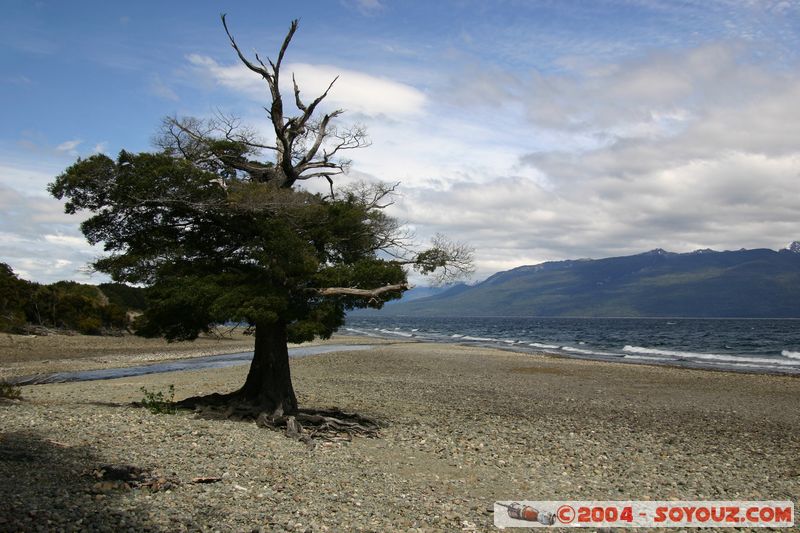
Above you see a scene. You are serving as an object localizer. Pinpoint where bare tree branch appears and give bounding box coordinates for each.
[292,73,307,112]
[221,14,272,80]
[316,283,409,299]
[218,16,366,189]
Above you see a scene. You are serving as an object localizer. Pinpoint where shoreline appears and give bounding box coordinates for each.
[342,318,800,377]
[2,341,799,530]
[4,327,800,383]
[0,332,401,381]
[7,324,800,385]
[469,340,800,378]
[342,332,800,378]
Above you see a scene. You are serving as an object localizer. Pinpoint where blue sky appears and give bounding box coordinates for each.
[2,0,800,283]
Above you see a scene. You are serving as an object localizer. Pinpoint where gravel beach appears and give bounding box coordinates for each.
[1,338,799,532]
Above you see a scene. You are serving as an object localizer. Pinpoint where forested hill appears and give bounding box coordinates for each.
[362,243,800,318]
[0,263,145,334]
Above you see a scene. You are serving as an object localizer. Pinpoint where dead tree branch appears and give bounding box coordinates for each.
[219,14,367,189]
[316,283,409,299]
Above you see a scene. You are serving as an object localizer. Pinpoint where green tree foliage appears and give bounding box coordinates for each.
[51,152,410,341]
[0,263,29,331]
[0,262,142,334]
[23,281,129,334]
[48,16,472,415]
[99,282,147,310]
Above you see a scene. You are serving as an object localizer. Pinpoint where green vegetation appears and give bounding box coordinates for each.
[47,16,471,417]
[98,282,147,310]
[0,262,144,334]
[139,385,177,415]
[0,381,22,400]
[0,263,28,331]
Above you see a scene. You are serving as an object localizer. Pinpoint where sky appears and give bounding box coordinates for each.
[2,0,800,284]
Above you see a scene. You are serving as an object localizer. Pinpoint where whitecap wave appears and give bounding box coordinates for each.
[624,345,800,367]
[562,346,617,356]
[782,350,800,360]
[530,342,559,349]
[379,329,414,338]
[343,327,380,337]
[460,336,493,342]
[623,354,673,362]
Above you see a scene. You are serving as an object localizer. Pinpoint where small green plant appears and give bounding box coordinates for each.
[139,384,177,414]
[0,381,22,400]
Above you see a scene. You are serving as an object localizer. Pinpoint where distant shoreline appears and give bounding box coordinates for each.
[351,313,800,320]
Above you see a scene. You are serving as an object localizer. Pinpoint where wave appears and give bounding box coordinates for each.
[530,342,560,350]
[623,354,674,362]
[343,327,381,337]
[782,350,800,360]
[624,345,800,367]
[562,346,618,356]
[460,336,494,342]
[378,329,414,338]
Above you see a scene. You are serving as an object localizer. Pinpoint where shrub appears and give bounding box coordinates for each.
[77,316,103,335]
[139,385,177,414]
[0,381,22,400]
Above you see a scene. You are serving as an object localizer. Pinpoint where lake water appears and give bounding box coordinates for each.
[343,316,800,375]
[9,344,374,385]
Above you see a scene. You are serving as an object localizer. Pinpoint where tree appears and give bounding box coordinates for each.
[0,262,29,332]
[49,16,472,434]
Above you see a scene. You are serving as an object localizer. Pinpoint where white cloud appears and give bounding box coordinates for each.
[55,139,82,152]
[14,35,790,285]
[43,233,93,248]
[187,55,426,117]
[341,0,384,15]
[0,157,61,196]
[0,164,102,284]
[269,40,800,282]
[364,41,800,280]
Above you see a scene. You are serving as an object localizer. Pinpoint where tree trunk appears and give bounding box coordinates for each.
[238,320,298,413]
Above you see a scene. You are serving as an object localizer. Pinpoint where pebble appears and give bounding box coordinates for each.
[1,341,798,531]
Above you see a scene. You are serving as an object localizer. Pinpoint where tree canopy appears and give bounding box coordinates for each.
[49,16,472,431]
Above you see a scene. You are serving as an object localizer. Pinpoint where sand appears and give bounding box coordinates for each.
[1,336,798,531]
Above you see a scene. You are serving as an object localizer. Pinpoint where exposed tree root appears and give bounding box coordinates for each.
[173,393,385,443]
[257,407,385,443]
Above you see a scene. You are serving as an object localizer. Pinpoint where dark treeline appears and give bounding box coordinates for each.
[0,262,145,335]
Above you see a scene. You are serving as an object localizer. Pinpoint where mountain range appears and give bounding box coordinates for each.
[360,243,800,318]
